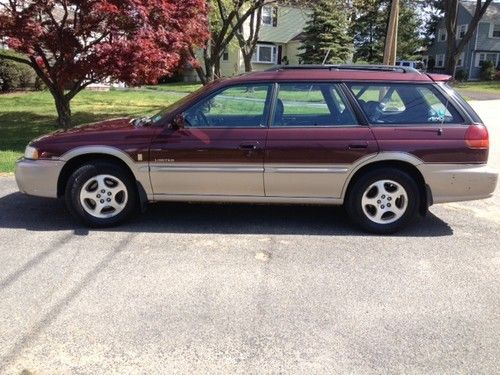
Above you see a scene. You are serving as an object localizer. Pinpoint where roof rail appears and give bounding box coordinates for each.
[267,64,421,74]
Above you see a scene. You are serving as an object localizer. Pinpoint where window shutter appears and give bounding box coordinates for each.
[272,7,278,27]
[489,23,493,38]
[277,45,283,64]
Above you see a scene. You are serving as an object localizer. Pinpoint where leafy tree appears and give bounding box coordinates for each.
[0,0,208,128]
[353,0,424,63]
[298,0,352,64]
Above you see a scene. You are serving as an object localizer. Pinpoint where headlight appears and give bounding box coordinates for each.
[24,145,39,160]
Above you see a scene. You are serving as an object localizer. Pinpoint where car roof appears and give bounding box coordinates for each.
[227,65,443,84]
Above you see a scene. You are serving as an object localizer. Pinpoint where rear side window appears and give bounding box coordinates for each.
[273,83,358,127]
[348,83,463,125]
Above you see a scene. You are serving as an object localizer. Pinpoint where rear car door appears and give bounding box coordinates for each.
[264,82,379,198]
[149,83,272,197]
[346,82,471,163]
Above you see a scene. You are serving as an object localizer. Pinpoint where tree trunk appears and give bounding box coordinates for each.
[243,52,252,72]
[54,94,72,129]
[445,53,458,78]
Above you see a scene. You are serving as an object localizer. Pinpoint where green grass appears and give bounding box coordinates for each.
[453,81,500,94]
[143,82,202,93]
[0,90,186,172]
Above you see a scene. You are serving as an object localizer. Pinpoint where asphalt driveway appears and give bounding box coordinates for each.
[0,101,499,374]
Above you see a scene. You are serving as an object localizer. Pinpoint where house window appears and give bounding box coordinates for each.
[222,49,229,61]
[252,44,277,64]
[492,24,500,38]
[436,54,445,68]
[438,28,447,42]
[457,24,467,39]
[261,6,277,27]
[456,52,465,67]
[476,52,498,67]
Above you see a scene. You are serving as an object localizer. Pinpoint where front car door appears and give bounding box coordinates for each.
[264,82,379,198]
[149,83,272,197]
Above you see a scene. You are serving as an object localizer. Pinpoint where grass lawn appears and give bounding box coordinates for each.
[453,80,500,94]
[143,82,202,93]
[0,89,186,173]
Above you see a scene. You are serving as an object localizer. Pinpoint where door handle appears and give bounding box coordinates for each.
[239,143,258,150]
[348,143,368,150]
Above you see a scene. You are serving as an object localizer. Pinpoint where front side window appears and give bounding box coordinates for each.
[183,84,271,128]
[273,83,358,127]
[348,83,463,125]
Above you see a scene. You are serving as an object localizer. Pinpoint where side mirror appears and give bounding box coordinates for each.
[171,113,185,130]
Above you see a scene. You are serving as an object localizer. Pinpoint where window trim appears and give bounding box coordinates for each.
[475,52,499,68]
[456,24,468,39]
[438,28,447,42]
[436,53,445,68]
[344,82,465,127]
[490,23,500,38]
[456,52,465,68]
[269,82,361,128]
[261,5,277,27]
[182,83,274,129]
[252,44,278,64]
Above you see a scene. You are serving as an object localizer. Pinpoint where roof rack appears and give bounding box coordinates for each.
[266,64,421,74]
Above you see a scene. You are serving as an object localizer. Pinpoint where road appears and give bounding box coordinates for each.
[0,101,499,374]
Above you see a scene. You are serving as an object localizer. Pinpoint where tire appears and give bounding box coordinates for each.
[345,168,420,234]
[65,161,138,227]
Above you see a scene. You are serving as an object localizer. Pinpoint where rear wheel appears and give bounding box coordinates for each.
[346,168,420,234]
[65,161,138,227]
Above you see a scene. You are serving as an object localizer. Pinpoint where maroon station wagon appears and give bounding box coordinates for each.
[15,65,498,233]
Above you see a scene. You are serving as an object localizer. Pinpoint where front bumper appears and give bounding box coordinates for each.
[417,163,498,204]
[15,158,65,198]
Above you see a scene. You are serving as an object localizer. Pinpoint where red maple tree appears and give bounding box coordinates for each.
[0,0,209,128]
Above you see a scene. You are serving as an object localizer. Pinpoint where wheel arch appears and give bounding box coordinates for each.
[342,154,432,215]
[57,147,148,207]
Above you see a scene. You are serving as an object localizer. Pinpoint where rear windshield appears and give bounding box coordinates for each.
[440,83,483,123]
[347,83,464,125]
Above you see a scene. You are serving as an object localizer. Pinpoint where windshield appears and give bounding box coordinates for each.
[149,80,223,124]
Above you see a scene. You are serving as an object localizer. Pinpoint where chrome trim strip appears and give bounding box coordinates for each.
[266,167,349,173]
[150,166,263,173]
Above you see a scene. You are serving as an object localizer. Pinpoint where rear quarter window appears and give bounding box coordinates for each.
[347,83,464,125]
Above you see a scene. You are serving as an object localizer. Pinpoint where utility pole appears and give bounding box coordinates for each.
[383,0,399,65]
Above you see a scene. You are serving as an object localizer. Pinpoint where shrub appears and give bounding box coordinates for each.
[455,69,468,82]
[480,60,495,81]
[0,59,20,92]
[0,50,37,91]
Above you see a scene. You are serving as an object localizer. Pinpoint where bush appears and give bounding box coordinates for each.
[480,60,496,81]
[455,69,468,82]
[0,51,37,92]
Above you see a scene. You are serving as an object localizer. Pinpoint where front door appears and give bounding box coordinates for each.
[265,83,378,198]
[149,83,272,197]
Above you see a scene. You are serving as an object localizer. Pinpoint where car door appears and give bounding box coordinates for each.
[149,83,272,197]
[264,82,379,198]
[346,82,469,163]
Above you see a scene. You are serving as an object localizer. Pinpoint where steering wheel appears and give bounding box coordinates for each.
[186,108,209,127]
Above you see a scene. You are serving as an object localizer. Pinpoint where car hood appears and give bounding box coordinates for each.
[33,118,135,143]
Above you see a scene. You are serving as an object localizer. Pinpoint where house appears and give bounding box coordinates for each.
[427,0,500,80]
[183,4,310,82]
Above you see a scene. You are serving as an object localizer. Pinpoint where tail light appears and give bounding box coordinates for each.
[465,124,489,149]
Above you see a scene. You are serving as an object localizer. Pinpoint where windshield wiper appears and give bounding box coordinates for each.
[131,117,152,127]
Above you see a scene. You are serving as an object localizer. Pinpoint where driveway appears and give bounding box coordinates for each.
[0,101,499,374]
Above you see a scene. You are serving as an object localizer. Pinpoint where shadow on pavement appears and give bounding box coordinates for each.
[0,192,453,237]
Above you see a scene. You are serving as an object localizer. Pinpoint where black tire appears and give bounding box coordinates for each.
[65,161,138,227]
[345,168,420,234]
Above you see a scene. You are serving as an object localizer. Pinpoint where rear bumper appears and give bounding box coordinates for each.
[418,163,498,204]
[15,158,65,198]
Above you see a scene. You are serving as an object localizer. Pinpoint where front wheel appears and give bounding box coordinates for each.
[345,168,420,234]
[65,161,138,227]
